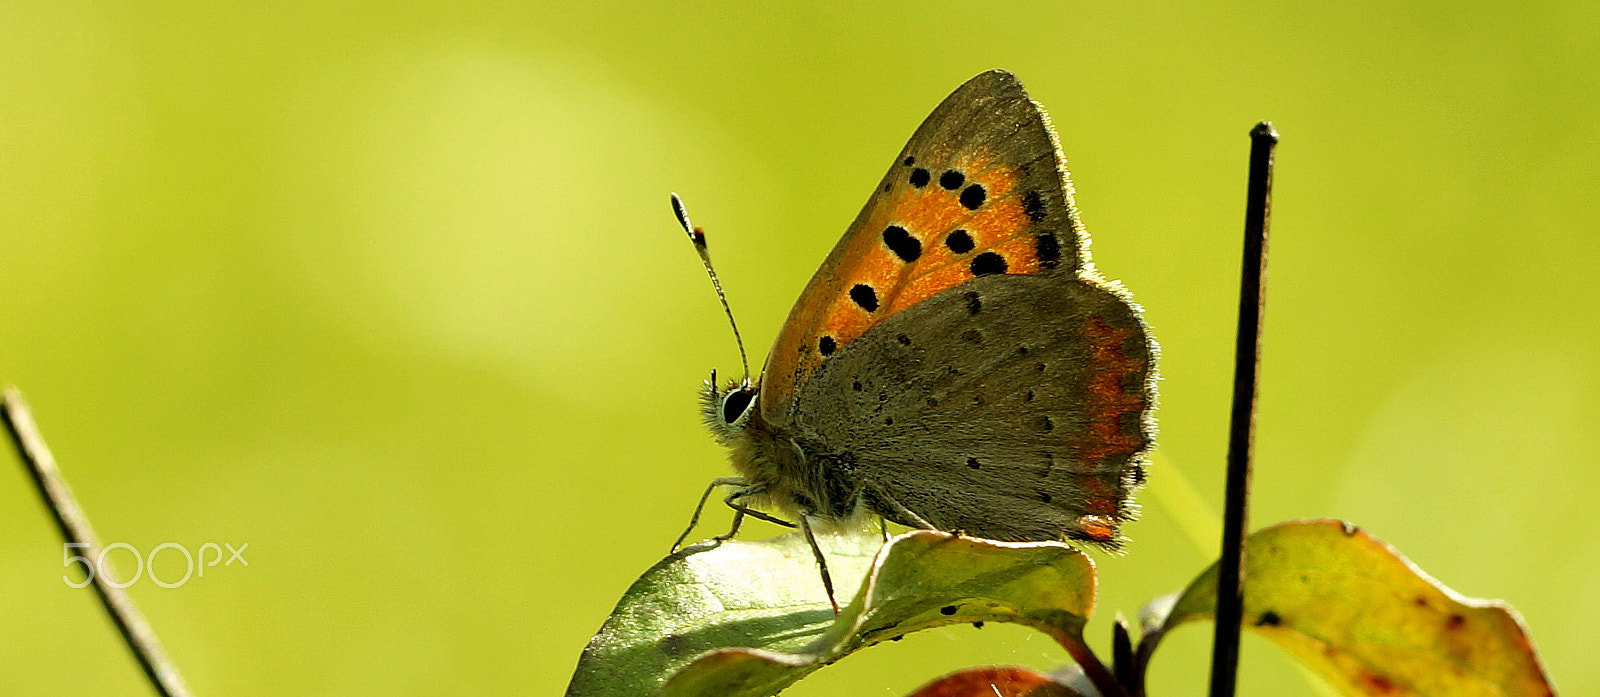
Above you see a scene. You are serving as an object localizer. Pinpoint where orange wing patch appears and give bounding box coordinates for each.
[1073,515,1117,542]
[887,191,1033,313]
[804,151,1068,362]
[758,70,1101,423]
[1076,316,1147,469]
[761,120,1085,419]
[1052,315,1147,533]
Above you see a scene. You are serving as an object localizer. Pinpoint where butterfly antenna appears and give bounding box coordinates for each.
[672,193,751,381]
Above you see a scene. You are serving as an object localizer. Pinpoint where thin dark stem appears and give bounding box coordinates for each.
[2,388,193,697]
[1111,616,1136,690]
[1208,122,1277,697]
[1060,633,1131,697]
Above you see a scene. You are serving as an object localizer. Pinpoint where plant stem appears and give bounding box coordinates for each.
[1208,122,1278,697]
[2,387,194,697]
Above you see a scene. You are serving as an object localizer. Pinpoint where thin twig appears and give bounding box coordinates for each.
[1111,616,1136,690]
[1207,122,1278,697]
[2,387,193,697]
[1059,632,1131,697]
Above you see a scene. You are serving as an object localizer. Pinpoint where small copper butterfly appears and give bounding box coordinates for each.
[675,70,1157,607]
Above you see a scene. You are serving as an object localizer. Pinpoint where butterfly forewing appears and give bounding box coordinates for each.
[760,70,1090,422]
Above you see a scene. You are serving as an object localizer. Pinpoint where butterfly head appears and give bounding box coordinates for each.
[700,370,760,444]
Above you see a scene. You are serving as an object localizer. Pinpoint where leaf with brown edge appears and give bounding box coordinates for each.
[1140,519,1556,697]
[566,530,1108,697]
[905,666,1087,697]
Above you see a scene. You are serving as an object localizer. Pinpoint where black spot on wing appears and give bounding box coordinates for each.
[945,229,974,254]
[882,225,922,262]
[819,336,837,356]
[909,168,931,188]
[1022,191,1046,222]
[1035,232,1061,269]
[970,252,1007,276]
[850,284,879,312]
[959,184,986,210]
[939,170,965,190]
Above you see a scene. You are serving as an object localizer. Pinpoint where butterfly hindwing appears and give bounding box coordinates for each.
[788,272,1155,545]
[760,70,1089,422]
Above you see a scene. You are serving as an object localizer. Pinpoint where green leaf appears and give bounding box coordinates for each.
[566,530,1103,697]
[1142,519,1556,697]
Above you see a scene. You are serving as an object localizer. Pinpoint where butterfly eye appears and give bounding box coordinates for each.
[721,388,757,424]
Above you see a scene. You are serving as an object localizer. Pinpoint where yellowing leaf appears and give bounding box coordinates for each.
[1143,519,1555,697]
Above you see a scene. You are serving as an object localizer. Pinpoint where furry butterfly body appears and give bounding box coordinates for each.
[691,70,1156,588]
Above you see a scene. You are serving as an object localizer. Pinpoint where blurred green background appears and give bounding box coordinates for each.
[2,2,1595,695]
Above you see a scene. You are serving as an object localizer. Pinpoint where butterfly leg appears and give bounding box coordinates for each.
[797,512,841,614]
[879,516,889,542]
[721,483,800,530]
[712,508,746,543]
[715,486,798,546]
[672,476,747,552]
[724,505,798,529]
[871,487,937,530]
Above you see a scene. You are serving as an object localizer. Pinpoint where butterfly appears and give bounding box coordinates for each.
[674,69,1157,610]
